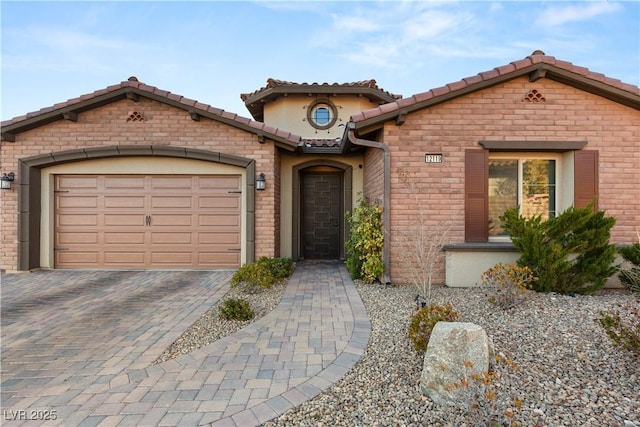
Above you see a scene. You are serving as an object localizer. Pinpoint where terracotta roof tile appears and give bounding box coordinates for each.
[495,63,517,75]
[463,74,484,86]
[351,50,640,125]
[479,68,500,81]
[1,77,301,148]
[241,78,401,100]
[447,80,467,92]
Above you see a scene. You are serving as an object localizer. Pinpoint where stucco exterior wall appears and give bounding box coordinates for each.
[279,152,364,259]
[0,97,280,271]
[384,76,640,285]
[264,96,382,139]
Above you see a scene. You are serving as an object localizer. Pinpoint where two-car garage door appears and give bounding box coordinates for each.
[54,174,242,269]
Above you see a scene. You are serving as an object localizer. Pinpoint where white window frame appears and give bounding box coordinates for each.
[488,152,563,242]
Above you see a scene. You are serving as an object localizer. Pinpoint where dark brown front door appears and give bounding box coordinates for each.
[302,173,341,259]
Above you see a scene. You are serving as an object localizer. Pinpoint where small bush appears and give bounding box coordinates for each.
[481,263,536,310]
[219,298,254,321]
[258,256,294,280]
[345,196,384,283]
[598,305,640,354]
[231,262,275,291]
[230,257,294,292]
[408,303,459,353]
[448,357,526,426]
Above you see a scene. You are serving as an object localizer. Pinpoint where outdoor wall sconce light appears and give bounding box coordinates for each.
[1,172,15,190]
[256,173,266,191]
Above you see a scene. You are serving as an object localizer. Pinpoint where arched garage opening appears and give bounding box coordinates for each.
[17,146,257,270]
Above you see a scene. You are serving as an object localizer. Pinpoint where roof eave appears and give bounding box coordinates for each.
[1,87,300,150]
[352,63,640,131]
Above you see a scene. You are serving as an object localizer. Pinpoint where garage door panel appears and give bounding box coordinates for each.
[151,176,194,189]
[55,174,242,269]
[151,252,193,264]
[105,214,145,226]
[104,252,146,265]
[104,177,146,189]
[104,232,146,244]
[199,196,240,209]
[105,196,145,209]
[151,214,192,226]
[150,232,192,244]
[199,214,239,227]
[198,252,240,267]
[56,232,99,245]
[58,214,98,226]
[56,251,100,265]
[199,233,240,245]
[57,196,99,209]
[57,176,99,190]
[198,176,241,189]
[151,196,192,209]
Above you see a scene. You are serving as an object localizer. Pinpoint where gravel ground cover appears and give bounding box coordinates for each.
[267,283,638,427]
[151,274,638,426]
[153,281,286,364]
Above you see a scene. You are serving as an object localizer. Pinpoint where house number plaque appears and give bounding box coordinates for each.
[425,153,443,163]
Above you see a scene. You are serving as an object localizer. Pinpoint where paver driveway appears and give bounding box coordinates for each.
[1,262,370,426]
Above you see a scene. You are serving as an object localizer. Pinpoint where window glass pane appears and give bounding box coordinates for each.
[489,160,517,236]
[522,160,556,220]
[314,107,330,125]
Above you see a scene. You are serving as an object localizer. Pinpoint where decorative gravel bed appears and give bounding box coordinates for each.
[266,283,638,427]
[153,281,286,364]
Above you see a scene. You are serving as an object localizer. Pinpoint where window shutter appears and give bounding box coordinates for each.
[574,150,599,210]
[465,149,489,242]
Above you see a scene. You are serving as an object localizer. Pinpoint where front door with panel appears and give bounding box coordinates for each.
[301,173,341,259]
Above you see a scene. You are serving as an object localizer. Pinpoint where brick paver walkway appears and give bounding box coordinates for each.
[1,261,370,426]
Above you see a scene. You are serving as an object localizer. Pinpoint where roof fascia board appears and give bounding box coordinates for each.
[2,88,131,135]
[244,86,397,104]
[542,66,640,109]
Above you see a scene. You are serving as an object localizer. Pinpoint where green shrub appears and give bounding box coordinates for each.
[598,305,640,354]
[481,263,536,310]
[345,196,384,283]
[230,257,294,292]
[258,256,294,279]
[619,243,640,296]
[500,202,617,295]
[219,298,254,321]
[231,262,275,291]
[408,303,459,353]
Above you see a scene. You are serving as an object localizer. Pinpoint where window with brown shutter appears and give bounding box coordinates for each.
[574,150,599,210]
[465,149,489,242]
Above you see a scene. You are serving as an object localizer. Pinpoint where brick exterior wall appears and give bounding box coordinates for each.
[362,147,384,205]
[385,76,640,285]
[0,98,280,271]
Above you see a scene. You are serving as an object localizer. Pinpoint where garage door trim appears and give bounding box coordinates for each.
[18,145,257,270]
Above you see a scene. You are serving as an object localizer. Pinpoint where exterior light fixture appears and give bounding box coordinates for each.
[1,172,15,190]
[256,173,266,191]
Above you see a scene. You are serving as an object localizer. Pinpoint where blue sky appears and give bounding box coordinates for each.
[2,1,639,121]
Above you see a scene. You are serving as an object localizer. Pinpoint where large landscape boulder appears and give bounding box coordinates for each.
[419,321,493,407]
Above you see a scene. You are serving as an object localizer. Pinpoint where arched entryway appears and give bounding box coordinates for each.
[292,160,352,260]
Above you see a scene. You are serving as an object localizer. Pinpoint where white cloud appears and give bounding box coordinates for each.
[317,3,480,70]
[537,2,622,27]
